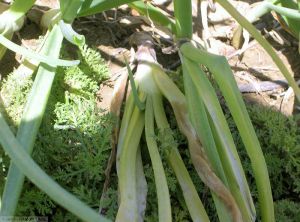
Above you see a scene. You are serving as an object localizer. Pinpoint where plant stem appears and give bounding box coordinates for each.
[246,2,270,23]
[298,0,300,52]
[59,20,85,47]
[0,0,36,59]
[0,33,79,66]
[60,0,84,23]
[248,1,300,21]
[116,92,135,170]
[135,146,147,221]
[125,57,145,110]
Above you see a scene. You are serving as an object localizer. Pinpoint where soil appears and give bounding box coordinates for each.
[0,0,299,116]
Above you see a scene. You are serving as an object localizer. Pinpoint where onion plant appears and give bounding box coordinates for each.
[116,32,238,222]
[0,0,36,59]
[0,0,109,221]
[113,0,300,221]
[0,22,110,221]
[0,0,299,221]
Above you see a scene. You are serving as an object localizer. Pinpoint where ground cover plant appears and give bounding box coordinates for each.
[0,0,299,221]
[1,43,112,221]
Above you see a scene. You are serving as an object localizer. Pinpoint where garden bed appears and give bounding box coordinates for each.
[0,0,299,221]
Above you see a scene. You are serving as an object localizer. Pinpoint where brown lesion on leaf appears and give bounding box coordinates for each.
[171,101,243,222]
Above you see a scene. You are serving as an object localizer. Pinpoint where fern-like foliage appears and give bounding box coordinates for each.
[0,68,33,127]
[0,66,35,195]
[0,44,113,220]
[227,104,300,221]
[274,200,300,222]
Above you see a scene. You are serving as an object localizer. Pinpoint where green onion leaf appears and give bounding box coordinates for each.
[0,34,79,67]
[0,115,110,222]
[145,96,172,222]
[59,20,85,47]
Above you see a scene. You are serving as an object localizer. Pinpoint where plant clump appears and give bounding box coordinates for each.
[0,41,299,220]
[101,102,300,222]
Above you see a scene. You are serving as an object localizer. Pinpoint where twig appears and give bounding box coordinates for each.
[238,80,288,93]
[227,40,257,59]
[280,80,300,114]
[99,69,129,214]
